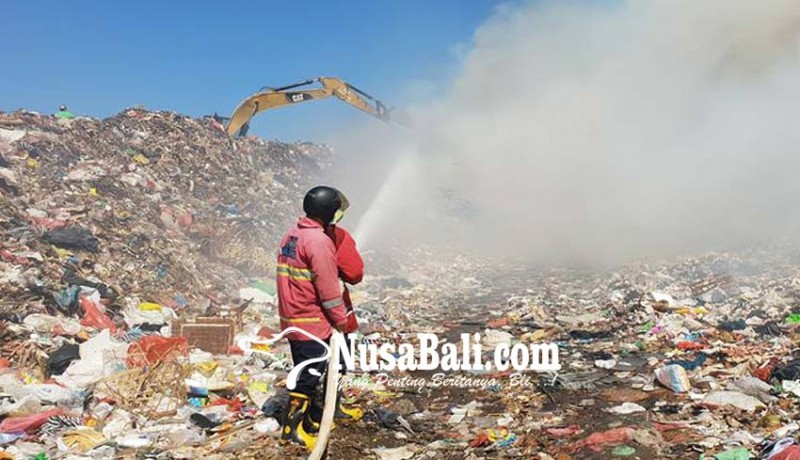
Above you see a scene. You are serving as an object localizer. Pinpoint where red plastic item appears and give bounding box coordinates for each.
[676,341,705,350]
[571,427,635,452]
[210,397,244,412]
[79,296,117,332]
[652,422,688,432]
[127,336,188,367]
[257,326,277,338]
[753,357,781,382]
[0,409,63,433]
[546,424,583,438]
[772,445,800,460]
[176,213,193,228]
[488,317,511,328]
[470,432,491,448]
[28,216,68,230]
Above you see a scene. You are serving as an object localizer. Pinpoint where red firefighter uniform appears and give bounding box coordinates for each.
[277,217,349,341]
[326,226,363,331]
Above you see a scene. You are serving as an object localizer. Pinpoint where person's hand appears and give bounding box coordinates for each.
[336,320,357,335]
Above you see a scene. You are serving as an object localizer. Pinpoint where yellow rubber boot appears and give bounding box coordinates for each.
[334,391,363,423]
[304,391,362,433]
[280,392,317,450]
[304,398,323,434]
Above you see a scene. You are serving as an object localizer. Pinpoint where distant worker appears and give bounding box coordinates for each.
[275,186,363,449]
[54,105,75,119]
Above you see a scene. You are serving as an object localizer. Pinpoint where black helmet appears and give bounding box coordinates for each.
[303,186,349,225]
[59,105,67,111]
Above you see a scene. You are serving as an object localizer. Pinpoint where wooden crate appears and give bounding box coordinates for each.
[174,317,236,355]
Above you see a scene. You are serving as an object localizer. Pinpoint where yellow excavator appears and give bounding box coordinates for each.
[224,76,403,137]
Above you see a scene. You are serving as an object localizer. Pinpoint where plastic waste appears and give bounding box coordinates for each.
[0,396,42,417]
[668,353,707,370]
[608,402,646,415]
[482,329,514,347]
[22,315,81,335]
[612,445,636,457]
[123,302,174,329]
[713,447,751,460]
[164,428,204,446]
[56,428,105,452]
[763,438,798,460]
[79,295,116,332]
[572,427,635,452]
[0,433,24,445]
[703,391,766,412]
[101,410,132,439]
[771,445,800,460]
[546,425,583,438]
[53,286,81,316]
[253,418,280,433]
[371,445,418,460]
[261,393,289,418]
[595,359,617,369]
[46,344,80,377]
[25,385,82,407]
[41,226,99,253]
[718,319,747,331]
[55,329,128,389]
[0,409,63,434]
[773,360,800,381]
[786,314,800,325]
[655,365,691,393]
[126,336,188,367]
[115,433,152,448]
[246,371,277,408]
[783,380,800,397]
[728,376,777,404]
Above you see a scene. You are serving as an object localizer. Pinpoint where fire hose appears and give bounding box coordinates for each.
[238,327,342,459]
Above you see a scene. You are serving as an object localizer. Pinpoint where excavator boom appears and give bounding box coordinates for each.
[225,77,398,137]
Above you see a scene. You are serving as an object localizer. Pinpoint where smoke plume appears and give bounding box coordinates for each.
[330,0,800,266]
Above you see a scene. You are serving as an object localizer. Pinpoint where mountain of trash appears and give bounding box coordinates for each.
[0,108,332,321]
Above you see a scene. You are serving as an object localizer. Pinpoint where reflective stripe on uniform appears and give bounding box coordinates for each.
[280,316,322,323]
[276,263,314,281]
[321,297,344,309]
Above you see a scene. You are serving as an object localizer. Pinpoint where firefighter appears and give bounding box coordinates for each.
[276,185,362,449]
[303,192,365,434]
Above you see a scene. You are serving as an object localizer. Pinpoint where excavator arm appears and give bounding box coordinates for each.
[225,77,397,137]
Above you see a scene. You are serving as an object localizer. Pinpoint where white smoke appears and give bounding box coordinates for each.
[331,0,800,266]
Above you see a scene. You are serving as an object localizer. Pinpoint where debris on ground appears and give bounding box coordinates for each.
[4,108,800,459]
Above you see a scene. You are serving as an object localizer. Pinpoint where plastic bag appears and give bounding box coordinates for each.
[703,391,765,412]
[41,226,99,252]
[0,409,63,434]
[127,336,188,367]
[47,343,80,377]
[655,365,690,393]
[79,295,116,332]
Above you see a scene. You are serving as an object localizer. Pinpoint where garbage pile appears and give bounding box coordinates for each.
[5,110,800,460]
[353,249,800,459]
[303,248,800,459]
[0,108,333,311]
[0,109,335,458]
